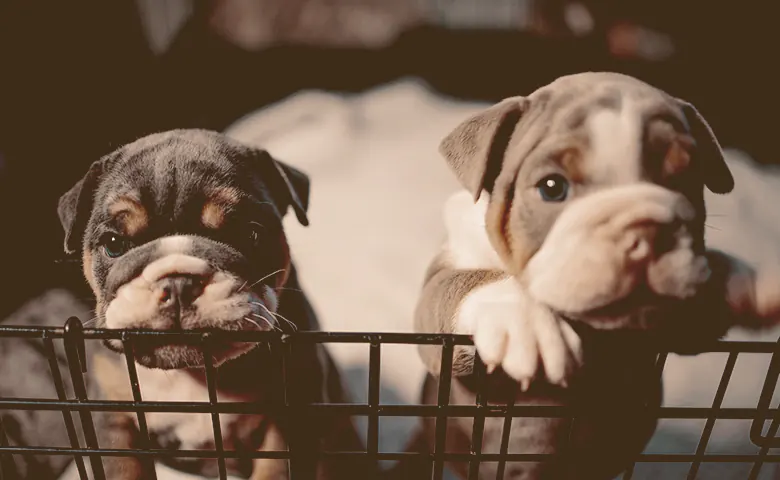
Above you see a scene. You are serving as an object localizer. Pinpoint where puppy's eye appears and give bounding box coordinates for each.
[248,222,267,248]
[99,233,132,258]
[536,174,569,202]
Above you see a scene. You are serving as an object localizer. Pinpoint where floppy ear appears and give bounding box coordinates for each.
[251,150,310,226]
[439,97,528,201]
[57,160,106,255]
[677,99,734,194]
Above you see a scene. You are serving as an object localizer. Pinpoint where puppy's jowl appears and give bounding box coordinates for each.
[414,72,780,479]
[58,130,366,480]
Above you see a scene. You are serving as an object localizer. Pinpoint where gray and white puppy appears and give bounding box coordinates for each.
[57,129,367,480]
[413,72,780,479]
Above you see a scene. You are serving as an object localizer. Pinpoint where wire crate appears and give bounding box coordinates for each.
[0,317,779,480]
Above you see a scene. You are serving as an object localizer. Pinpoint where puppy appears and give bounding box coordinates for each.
[413,72,780,479]
[57,129,367,480]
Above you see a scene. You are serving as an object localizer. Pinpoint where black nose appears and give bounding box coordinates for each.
[158,274,206,311]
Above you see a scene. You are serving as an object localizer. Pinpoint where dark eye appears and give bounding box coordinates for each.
[248,222,267,248]
[536,174,570,202]
[99,233,132,258]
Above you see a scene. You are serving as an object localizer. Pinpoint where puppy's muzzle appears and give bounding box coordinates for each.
[523,183,710,318]
[157,274,208,319]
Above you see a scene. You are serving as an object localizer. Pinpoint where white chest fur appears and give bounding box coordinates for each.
[443,190,505,271]
[134,364,243,450]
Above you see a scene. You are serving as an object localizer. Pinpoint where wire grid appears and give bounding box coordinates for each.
[0,317,779,480]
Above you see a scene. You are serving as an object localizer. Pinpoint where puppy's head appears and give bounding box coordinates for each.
[58,129,310,369]
[441,72,733,314]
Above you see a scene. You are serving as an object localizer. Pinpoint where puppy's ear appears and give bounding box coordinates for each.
[58,160,106,255]
[677,99,734,194]
[272,158,310,226]
[251,151,310,226]
[440,97,528,202]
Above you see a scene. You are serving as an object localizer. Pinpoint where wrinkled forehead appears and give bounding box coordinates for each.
[89,141,272,237]
[539,74,685,129]
[519,74,691,184]
[98,154,239,214]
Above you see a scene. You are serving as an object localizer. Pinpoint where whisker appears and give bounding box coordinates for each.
[276,286,304,294]
[81,316,99,328]
[243,316,267,331]
[250,313,281,332]
[244,269,286,291]
[266,310,297,333]
[252,303,297,332]
[705,223,722,231]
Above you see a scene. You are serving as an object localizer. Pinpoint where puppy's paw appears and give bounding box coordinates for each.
[458,279,583,389]
[648,237,711,299]
[719,252,780,326]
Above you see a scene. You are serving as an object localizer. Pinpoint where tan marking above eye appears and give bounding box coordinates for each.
[201,187,242,229]
[662,135,693,178]
[555,147,585,184]
[108,197,148,236]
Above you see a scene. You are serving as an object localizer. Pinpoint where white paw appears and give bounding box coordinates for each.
[647,244,711,299]
[458,279,583,389]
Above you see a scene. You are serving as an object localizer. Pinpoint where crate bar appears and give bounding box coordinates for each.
[63,318,106,480]
[624,351,670,480]
[433,339,455,480]
[0,326,776,351]
[2,444,780,463]
[748,407,780,480]
[122,336,158,480]
[268,335,289,476]
[750,339,780,451]
[467,354,488,480]
[367,341,381,458]
[688,351,738,480]
[201,334,228,480]
[0,398,770,421]
[42,335,88,480]
[495,383,518,480]
[0,414,12,479]
[284,337,318,480]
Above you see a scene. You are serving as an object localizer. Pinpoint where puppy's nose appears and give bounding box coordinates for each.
[157,274,206,310]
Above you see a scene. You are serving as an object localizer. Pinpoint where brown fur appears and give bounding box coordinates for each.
[109,197,149,237]
[201,187,242,229]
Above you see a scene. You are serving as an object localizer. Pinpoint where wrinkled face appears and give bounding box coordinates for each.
[504,83,708,268]
[440,73,735,316]
[59,130,309,369]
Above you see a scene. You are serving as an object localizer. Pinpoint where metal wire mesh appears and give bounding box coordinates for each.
[0,317,779,480]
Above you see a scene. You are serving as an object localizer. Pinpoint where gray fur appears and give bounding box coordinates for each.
[412,72,739,480]
[52,129,367,480]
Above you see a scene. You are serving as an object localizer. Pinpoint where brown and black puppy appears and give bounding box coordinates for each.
[414,72,780,479]
[57,129,367,480]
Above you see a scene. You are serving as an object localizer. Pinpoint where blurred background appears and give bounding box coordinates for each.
[1,2,780,479]
[0,0,777,318]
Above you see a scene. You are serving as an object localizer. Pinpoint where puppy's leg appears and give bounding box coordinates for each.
[250,422,289,480]
[414,253,583,387]
[92,353,155,480]
[96,412,155,480]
